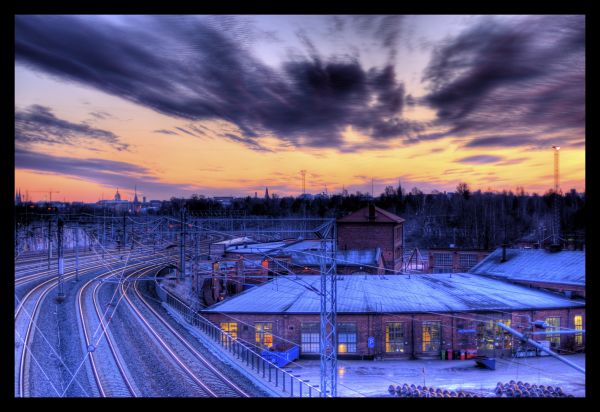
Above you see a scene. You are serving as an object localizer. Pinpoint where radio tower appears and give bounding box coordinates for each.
[551,145,561,247]
[300,170,307,194]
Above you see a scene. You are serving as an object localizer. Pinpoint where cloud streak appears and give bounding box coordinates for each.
[422,15,585,146]
[15,105,129,151]
[15,15,421,151]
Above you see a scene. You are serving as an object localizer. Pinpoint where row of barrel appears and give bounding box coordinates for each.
[388,383,482,398]
[494,381,573,397]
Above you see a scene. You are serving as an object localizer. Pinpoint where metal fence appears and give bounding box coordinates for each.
[161,285,323,397]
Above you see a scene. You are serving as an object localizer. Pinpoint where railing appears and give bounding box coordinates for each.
[158,283,324,397]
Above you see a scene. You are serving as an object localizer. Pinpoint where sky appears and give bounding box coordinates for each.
[15,15,585,203]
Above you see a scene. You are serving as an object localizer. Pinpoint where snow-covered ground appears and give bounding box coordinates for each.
[284,354,585,397]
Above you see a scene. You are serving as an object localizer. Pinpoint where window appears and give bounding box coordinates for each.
[476,319,512,350]
[574,315,583,345]
[459,253,478,270]
[301,323,320,353]
[433,253,452,267]
[422,321,441,352]
[385,322,405,353]
[545,317,561,348]
[255,322,273,349]
[220,322,238,345]
[337,323,357,353]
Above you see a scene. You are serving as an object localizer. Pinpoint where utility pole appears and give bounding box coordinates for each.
[57,216,65,300]
[179,207,187,281]
[102,207,106,259]
[75,222,80,281]
[551,145,561,247]
[122,212,127,251]
[47,217,52,270]
[319,220,337,397]
[300,170,307,194]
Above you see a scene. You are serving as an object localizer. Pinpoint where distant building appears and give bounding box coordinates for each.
[96,188,130,213]
[428,248,490,273]
[470,247,585,298]
[213,196,235,207]
[337,204,405,273]
[15,188,22,205]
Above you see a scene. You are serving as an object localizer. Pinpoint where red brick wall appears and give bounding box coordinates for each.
[203,307,585,358]
[337,222,403,272]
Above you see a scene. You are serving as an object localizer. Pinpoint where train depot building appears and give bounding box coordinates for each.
[201,273,585,360]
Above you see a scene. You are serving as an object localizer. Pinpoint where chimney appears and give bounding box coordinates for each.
[501,243,507,262]
[368,203,376,221]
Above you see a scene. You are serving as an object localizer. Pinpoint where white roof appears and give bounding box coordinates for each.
[204,273,583,314]
[471,248,585,286]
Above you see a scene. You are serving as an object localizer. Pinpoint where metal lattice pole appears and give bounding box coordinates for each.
[319,219,337,397]
[75,222,79,281]
[57,216,65,300]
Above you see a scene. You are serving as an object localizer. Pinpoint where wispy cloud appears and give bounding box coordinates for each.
[15,104,129,151]
[455,155,503,164]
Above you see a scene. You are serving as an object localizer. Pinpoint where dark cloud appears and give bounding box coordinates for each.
[15,15,419,151]
[222,133,273,152]
[497,157,529,166]
[463,135,536,148]
[455,155,503,164]
[175,127,198,137]
[15,147,193,195]
[154,129,179,135]
[423,15,584,144]
[15,105,128,151]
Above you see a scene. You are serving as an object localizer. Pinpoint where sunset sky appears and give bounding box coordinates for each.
[15,15,585,203]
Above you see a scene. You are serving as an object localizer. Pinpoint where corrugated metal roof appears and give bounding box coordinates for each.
[203,273,583,314]
[470,248,585,286]
[288,249,381,267]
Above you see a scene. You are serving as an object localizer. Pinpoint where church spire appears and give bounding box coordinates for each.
[264,187,270,200]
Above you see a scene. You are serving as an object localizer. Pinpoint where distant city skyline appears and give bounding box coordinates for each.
[15,15,585,203]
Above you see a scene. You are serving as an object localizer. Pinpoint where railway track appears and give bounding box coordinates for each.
[121,269,250,397]
[15,249,176,397]
[77,260,173,397]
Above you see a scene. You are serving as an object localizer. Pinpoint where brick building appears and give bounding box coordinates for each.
[202,273,585,359]
[428,248,490,273]
[471,248,585,298]
[337,204,404,273]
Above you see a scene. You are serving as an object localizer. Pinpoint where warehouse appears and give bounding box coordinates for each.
[202,273,585,359]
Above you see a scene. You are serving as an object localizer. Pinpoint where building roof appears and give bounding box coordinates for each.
[288,248,381,267]
[203,273,583,314]
[470,248,585,286]
[214,237,255,247]
[337,205,405,224]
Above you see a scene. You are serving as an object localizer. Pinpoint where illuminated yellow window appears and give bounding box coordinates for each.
[422,321,440,352]
[386,322,405,353]
[337,323,357,353]
[220,322,238,345]
[574,315,583,345]
[255,322,273,349]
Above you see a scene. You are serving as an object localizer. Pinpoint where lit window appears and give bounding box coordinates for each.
[255,322,273,349]
[574,315,583,345]
[476,318,512,350]
[301,323,320,353]
[220,322,237,345]
[337,323,357,353]
[422,321,441,352]
[545,317,561,348]
[386,322,405,353]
